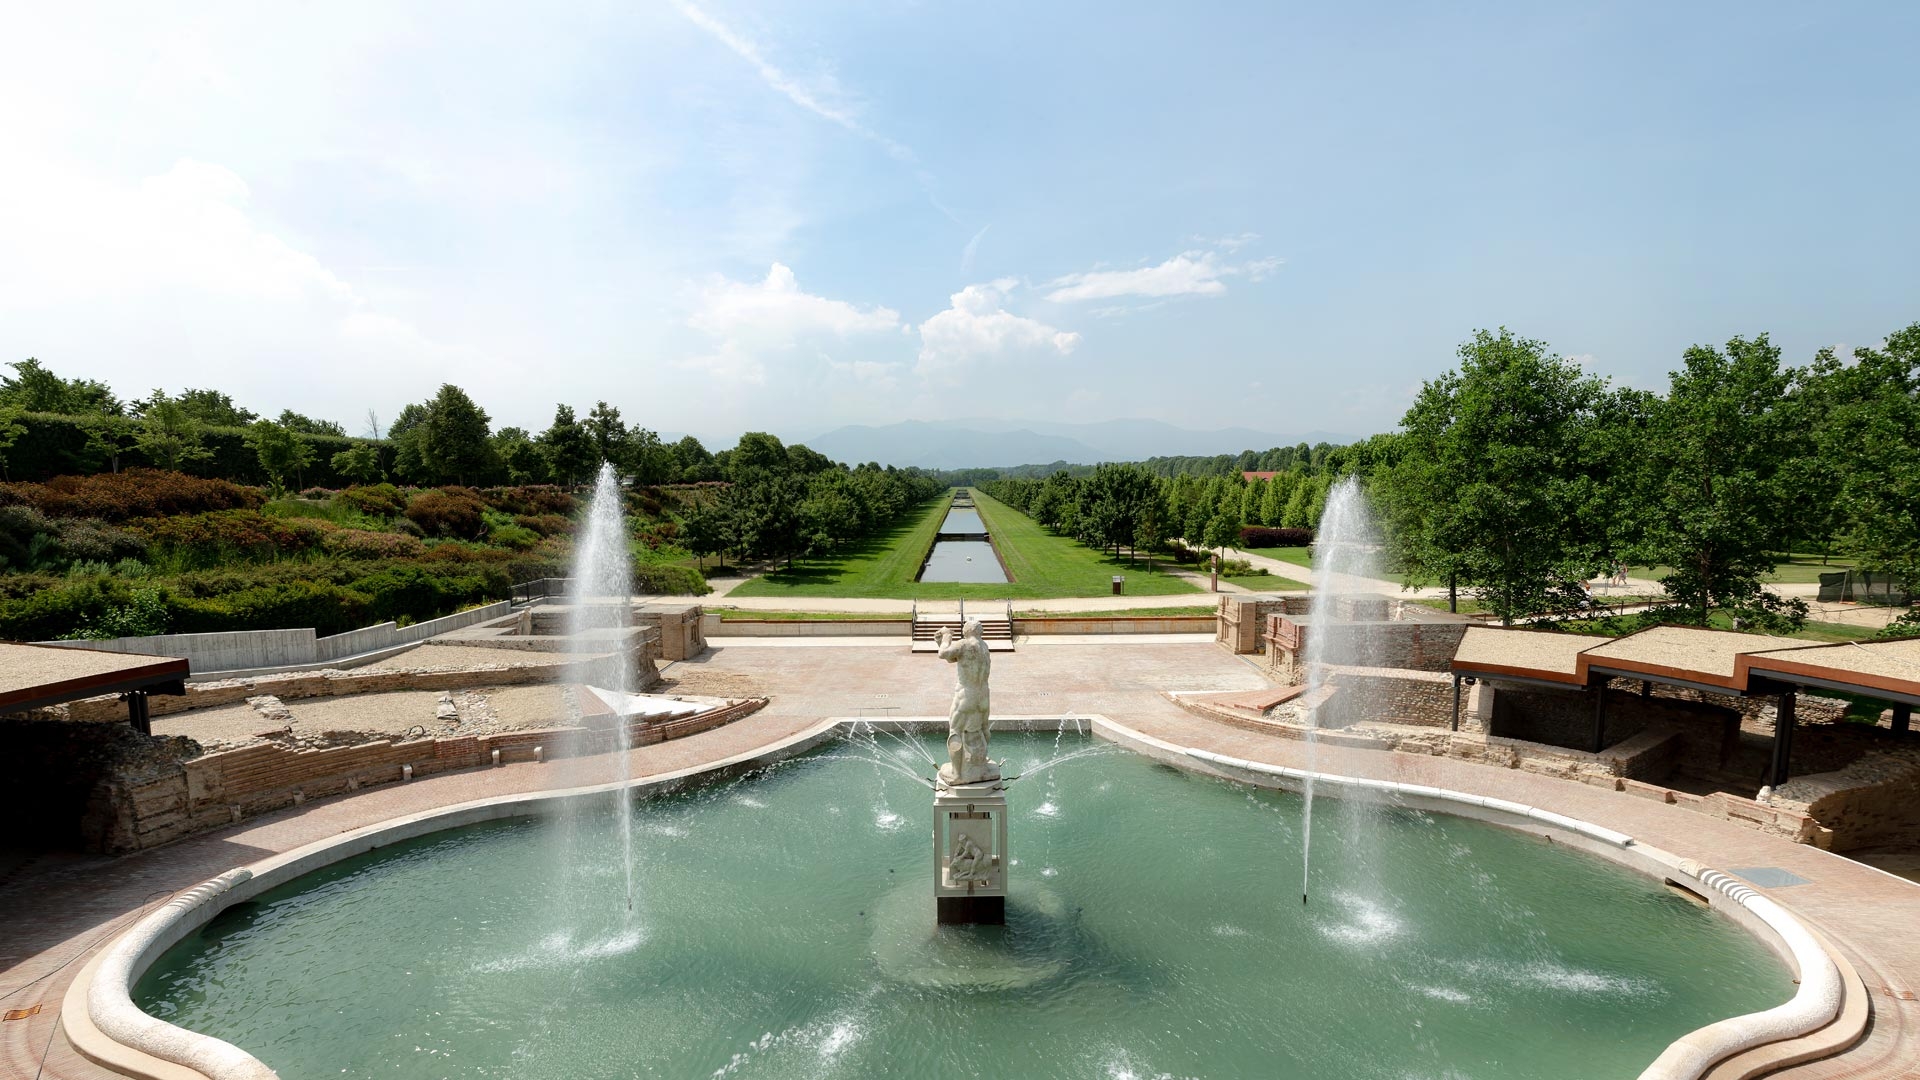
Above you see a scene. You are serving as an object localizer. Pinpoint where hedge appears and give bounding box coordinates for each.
[0,412,381,487]
[1238,526,1314,548]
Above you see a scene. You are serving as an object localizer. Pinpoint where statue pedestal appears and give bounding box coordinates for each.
[933,780,1007,925]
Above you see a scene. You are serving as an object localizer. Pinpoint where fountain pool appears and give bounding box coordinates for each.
[133,732,1788,1079]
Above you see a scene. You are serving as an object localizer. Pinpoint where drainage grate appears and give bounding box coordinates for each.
[1730,867,1810,888]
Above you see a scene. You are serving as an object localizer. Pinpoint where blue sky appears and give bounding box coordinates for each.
[3,2,1915,447]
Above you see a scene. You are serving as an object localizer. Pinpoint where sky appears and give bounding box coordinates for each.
[2,2,1916,448]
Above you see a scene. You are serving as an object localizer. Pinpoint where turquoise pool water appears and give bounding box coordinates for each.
[136,734,1787,1079]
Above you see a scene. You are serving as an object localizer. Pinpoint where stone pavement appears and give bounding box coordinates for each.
[4,641,1915,1079]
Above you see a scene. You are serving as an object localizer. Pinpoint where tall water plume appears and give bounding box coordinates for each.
[1298,476,1384,905]
[568,462,639,916]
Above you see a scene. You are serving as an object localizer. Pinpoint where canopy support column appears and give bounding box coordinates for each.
[1769,690,1797,788]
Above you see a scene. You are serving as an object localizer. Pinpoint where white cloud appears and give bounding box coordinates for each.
[680,264,901,387]
[0,156,486,410]
[960,224,991,274]
[916,279,1080,378]
[827,357,903,391]
[1193,231,1260,252]
[688,263,900,344]
[1046,237,1284,305]
[670,0,914,165]
[1045,251,1230,303]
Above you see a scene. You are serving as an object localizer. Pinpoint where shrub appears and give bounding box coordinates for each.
[513,513,571,537]
[404,488,487,539]
[1165,542,1206,564]
[130,509,328,566]
[0,577,122,640]
[478,486,577,517]
[1238,526,1313,548]
[170,580,372,636]
[634,561,709,596]
[336,483,408,518]
[0,505,59,570]
[347,564,501,623]
[56,519,148,564]
[488,523,541,550]
[62,587,170,639]
[321,528,426,560]
[0,469,263,521]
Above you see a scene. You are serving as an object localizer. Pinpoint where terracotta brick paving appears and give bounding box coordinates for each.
[3,641,1914,1078]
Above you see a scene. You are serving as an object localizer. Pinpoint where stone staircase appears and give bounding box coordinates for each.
[911,602,1015,653]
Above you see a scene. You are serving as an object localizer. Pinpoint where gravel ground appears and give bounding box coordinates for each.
[152,682,596,752]
[152,703,286,748]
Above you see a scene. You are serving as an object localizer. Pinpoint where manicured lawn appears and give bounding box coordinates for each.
[728,492,1203,600]
[728,497,949,599]
[1254,547,1315,571]
[1635,554,1852,586]
[708,608,912,622]
[1013,605,1220,618]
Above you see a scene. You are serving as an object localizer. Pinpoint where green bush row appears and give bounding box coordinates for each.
[2,412,375,486]
[1,552,707,641]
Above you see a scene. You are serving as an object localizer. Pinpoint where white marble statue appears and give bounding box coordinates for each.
[936,619,999,786]
[948,832,991,886]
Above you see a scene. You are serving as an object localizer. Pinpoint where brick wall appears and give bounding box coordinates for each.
[1264,618,1468,677]
[1775,753,1920,851]
[82,697,768,854]
[1319,671,1454,728]
[1216,595,1307,653]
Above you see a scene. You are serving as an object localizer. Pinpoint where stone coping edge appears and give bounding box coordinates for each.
[70,713,1858,1080]
[67,715,851,1080]
[1089,717,1853,1080]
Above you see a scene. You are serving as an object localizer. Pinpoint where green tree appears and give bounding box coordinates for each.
[1258,474,1287,525]
[388,403,432,483]
[1809,323,1920,605]
[491,427,548,485]
[135,392,213,473]
[1639,334,1805,629]
[153,388,256,427]
[585,401,627,464]
[331,443,385,484]
[670,435,717,482]
[1373,329,1617,623]
[0,405,23,480]
[680,501,733,570]
[81,414,139,474]
[538,405,597,485]
[277,409,346,437]
[247,420,316,493]
[0,358,122,414]
[418,384,496,486]
[622,427,672,486]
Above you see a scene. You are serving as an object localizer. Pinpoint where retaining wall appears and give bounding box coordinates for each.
[87,697,768,854]
[35,603,514,678]
[58,648,658,725]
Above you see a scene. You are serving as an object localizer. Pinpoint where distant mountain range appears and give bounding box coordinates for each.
[799,418,1359,470]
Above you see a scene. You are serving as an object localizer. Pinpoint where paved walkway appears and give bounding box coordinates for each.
[4,642,1914,1079]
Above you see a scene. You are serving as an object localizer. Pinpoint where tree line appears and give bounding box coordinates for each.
[980,322,1918,635]
[0,362,944,577]
[1368,325,1920,631]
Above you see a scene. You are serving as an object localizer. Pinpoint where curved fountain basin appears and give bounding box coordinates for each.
[121,729,1794,1080]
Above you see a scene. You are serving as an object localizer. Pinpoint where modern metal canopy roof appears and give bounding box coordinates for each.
[1450,624,1920,705]
[0,641,189,714]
